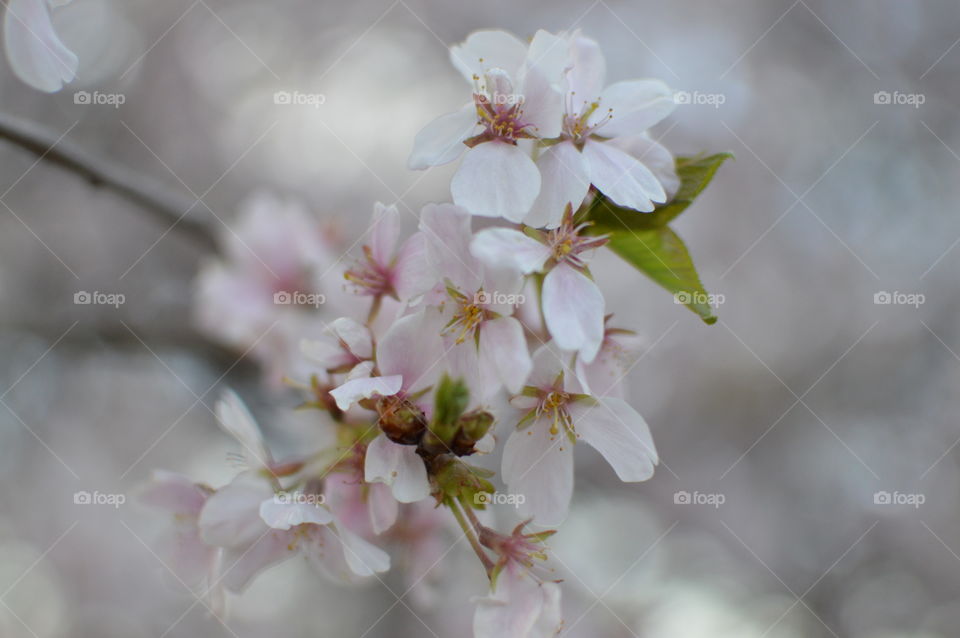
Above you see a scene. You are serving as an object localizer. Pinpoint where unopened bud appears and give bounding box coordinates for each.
[378,399,427,445]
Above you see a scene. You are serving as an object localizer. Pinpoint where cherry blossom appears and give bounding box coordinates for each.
[329,309,448,503]
[140,471,220,600]
[502,345,657,526]
[3,0,77,92]
[419,202,531,397]
[574,322,645,399]
[409,30,567,222]
[343,202,433,309]
[470,209,608,362]
[197,472,389,591]
[194,191,343,385]
[473,522,562,638]
[527,31,679,228]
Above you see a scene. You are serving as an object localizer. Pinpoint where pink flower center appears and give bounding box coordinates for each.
[562,96,613,144]
[545,213,608,270]
[465,72,536,147]
[344,245,393,298]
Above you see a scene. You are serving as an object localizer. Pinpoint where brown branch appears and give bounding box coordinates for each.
[0,112,217,250]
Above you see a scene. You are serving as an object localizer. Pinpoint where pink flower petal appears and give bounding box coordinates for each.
[541,263,605,363]
[370,202,401,265]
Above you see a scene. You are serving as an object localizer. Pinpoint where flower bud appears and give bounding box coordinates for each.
[378,399,427,445]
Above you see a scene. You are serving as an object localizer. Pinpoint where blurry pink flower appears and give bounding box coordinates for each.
[409,30,567,222]
[527,32,679,228]
[3,0,77,92]
[502,346,657,526]
[419,203,531,397]
[197,472,389,591]
[194,191,342,384]
[470,211,607,362]
[474,561,562,638]
[140,470,220,599]
[344,202,433,305]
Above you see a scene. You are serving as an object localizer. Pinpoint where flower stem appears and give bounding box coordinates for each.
[446,497,494,575]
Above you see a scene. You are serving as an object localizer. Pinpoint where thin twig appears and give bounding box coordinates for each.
[0,112,217,249]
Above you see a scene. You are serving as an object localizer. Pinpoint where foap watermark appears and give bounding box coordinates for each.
[274,90,326,108]
[874,490,924,508]
[475,290,526,306]
[74,490,126,508]
[74,290,125,308]
[273,290,326,308]
[674,291,725,307]
[474,491,526,508]
[273,491,325,506]
[674,90,725,108]
[674,490,725,508]
[74,90,126,108]
[874,290,924,308]
[873,90,925,108]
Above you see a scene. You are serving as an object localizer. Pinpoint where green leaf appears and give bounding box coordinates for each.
[582,152,730,323]
[586,153,732,231]
[605,227,718,324]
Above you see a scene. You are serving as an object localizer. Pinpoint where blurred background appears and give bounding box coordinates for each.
[0,0,958,636]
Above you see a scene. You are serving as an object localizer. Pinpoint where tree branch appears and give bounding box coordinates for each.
[0,112,217,250]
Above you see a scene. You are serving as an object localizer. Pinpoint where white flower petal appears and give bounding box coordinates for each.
[526,343,566,390]
[501,421,574,527]
[568,396,658,481]
[479,317,532,395]
[517,31,566,138]
[449,29,527,81]
[219,531,294,593]
[566,33,606,104]
[364,433,431,503]
[408,104,477,169]
[329,374,403,411]
[452,142,541,222]
[591,79,675,137]
[258,496,333,530]
[4,0,77,92]
[470,228,551,275]
[214,390,271,469]
[609,133,680,200]
[525,140,590,229]
[198,474,273,548]
[582,139,665,212]
[336,524,392,576]
[541,263,605,363]
[330,317,373,360]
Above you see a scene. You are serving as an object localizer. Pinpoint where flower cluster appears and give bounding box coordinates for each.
[150,28,709,637]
